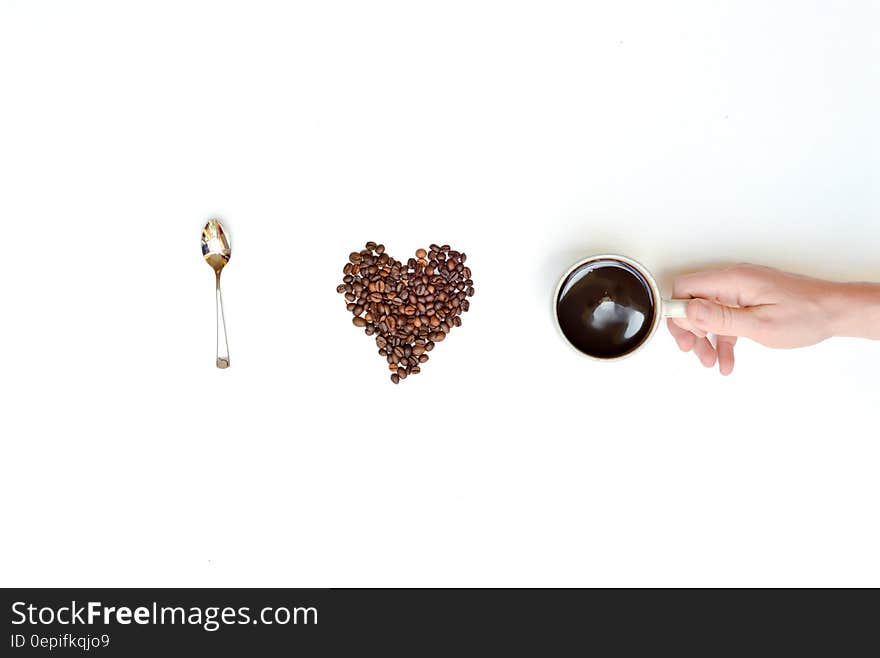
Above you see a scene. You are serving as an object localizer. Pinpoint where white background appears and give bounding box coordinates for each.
[1,1,877,587]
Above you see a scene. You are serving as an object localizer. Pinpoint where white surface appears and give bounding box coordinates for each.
[1,1,878,587]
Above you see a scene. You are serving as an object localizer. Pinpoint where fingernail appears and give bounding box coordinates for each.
[692,299,709,324]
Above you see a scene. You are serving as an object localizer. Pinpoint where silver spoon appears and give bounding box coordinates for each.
[201,218,231,369]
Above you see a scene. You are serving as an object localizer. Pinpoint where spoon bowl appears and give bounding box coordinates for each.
[202,219,231,275]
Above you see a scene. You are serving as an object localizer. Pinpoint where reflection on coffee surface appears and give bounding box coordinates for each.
[556,259,656,358]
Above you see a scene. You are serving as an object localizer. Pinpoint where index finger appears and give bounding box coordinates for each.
[673,267,756,308]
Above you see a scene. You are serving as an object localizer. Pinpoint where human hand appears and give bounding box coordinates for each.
[667,264,880,375]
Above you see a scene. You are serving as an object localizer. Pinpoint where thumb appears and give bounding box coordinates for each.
[687,298,757,337]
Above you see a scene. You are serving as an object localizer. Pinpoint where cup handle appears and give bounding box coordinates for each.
[662,298,689,319]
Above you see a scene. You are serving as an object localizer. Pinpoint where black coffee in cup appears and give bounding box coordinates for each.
[556,258,656,358]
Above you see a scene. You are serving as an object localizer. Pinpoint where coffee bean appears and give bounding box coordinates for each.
[391,373,400,384]
[341,242,473,383]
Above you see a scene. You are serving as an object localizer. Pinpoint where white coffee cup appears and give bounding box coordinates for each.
[553,253,688,361]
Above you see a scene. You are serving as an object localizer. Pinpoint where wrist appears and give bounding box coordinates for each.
[823,281,880,340]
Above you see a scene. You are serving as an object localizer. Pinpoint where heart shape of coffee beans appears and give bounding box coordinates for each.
[337,242,474,384]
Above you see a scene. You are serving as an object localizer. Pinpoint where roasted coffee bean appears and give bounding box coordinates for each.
[391,373,400,384]
[341,242,473,383]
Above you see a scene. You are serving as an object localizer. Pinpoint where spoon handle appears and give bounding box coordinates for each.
[215,274,230,369]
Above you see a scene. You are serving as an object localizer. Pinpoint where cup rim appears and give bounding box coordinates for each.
[552,253,663,362]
